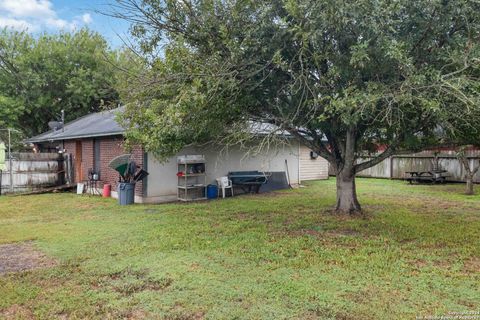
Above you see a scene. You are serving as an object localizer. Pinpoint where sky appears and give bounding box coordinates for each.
[0,0,131,47]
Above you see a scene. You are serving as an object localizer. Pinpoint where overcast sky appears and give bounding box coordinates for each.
[0,0,131,47]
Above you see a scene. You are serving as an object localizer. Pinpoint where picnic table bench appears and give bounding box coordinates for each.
[405,170,450,184]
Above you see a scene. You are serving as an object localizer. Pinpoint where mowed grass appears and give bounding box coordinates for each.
[0,178,479,319]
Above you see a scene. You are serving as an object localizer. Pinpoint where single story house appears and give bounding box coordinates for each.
[26,108,329,203]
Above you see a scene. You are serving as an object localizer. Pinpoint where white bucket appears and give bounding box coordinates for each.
[76,183,85,194]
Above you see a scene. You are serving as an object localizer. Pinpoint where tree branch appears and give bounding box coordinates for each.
[354,143,415,174]
[286,127,335,163]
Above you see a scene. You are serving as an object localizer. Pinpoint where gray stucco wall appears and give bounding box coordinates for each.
[144,141,301,202]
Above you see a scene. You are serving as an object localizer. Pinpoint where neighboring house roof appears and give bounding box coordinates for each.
[26,108,125,143]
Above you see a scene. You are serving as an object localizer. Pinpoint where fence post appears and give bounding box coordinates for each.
[8,129,13,193]
[389,156,394,179]
[58,153,65,185]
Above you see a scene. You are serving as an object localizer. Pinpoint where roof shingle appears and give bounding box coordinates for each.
[26,108,125,143]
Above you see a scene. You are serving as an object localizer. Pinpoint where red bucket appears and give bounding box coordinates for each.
[103,184,111,198]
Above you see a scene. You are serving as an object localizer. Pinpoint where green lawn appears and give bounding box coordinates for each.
[0,178,479,319]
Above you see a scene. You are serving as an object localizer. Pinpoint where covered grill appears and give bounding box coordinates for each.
[228,171,269,193]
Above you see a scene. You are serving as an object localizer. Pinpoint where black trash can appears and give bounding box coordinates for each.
[118,182,135,205]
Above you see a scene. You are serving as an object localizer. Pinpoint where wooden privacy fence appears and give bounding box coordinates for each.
[0,153,71,195]
[328,150,480,183]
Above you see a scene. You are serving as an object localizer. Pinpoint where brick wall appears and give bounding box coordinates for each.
[97,137,144,196]
[63,141,76,157]
[82,140,94,182]
[62,136,144,197]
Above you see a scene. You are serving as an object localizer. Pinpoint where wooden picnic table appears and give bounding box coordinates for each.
[405,170,450,184]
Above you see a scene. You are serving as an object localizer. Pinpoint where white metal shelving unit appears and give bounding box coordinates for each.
[177,155,206,201]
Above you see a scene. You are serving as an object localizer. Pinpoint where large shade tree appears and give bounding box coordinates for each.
[115,0,480,214]
[0,28,121,137]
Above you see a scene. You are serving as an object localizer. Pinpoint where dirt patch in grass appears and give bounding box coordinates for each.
[408,257,456,272]
[123,309,151,320]
[0,304,35,320]
[93,268,173,296]
[235,212,251,221]
[165,311,205,320]
[166,303,205,320]
[322,208,373,219]
[463,257,480,273]
[288,227,361,239]
[299,307,368,320]
[0,241,57,274]
[292,229,323,237]
[410,258,429,269]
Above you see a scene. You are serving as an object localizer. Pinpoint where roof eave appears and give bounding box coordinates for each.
[26,131,125,144]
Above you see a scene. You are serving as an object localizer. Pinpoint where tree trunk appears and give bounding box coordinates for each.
[457,150,479,196]
[335,168,362,214]
[465,174,474,195]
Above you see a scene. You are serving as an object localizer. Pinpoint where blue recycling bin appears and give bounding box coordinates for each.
[207,184,218,199]
[118,182,135,205]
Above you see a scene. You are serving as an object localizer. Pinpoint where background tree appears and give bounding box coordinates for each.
[441,106,480,195]
[0,28,121,137]
[455,147,479,195]
[435,50,480,195]
[114,0,480,214]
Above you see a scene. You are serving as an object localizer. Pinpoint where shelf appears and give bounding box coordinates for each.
[177,160,206,164]
[177,155,205,164]
[177,173,206,177]
[177,155,206,202]
[177,185,206,189]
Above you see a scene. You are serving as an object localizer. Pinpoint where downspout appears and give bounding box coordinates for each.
[143,150,148,197]
[298,141,301,184]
